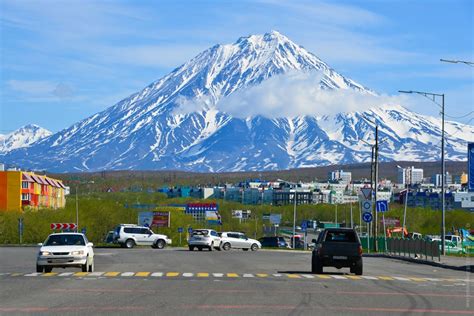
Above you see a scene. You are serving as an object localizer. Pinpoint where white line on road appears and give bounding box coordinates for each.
[302,275,315,279]
[58,272,74,277]
[24,273,42,277]
[121,272,135,277]
[331,275,347,279]
[243,274,254,278]
[361,276,378,280]
[88,272,104,277]
[151,272,163,277]
[182,273,194,277]
[393,277,411,281]
[272,274,282,277]
[212,273,224,277]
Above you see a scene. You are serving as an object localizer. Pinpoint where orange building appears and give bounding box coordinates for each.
[0,170,67,212]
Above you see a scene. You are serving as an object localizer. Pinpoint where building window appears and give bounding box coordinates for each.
[22,181,29,189]
[21,193,30,201]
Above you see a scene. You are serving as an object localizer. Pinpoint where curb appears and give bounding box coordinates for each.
[364,253,473,273]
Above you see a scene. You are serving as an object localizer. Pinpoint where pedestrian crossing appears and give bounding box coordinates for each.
[0,271,470,284]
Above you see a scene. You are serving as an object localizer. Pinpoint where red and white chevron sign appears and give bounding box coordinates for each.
[50,223,77,230]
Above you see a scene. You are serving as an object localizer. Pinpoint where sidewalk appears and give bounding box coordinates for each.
[364,253,473,272]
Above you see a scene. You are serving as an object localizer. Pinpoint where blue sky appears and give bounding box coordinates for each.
[1,0,472,133]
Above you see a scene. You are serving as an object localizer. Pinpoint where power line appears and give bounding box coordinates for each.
[445,111,474,120]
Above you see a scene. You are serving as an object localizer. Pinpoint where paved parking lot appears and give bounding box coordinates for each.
[0,247,472,315]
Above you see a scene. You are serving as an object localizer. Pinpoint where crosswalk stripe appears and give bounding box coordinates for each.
[104,272,120,277]
[287,274,301,279]
[42,272,58,277]
[88,272,104,277]
[378,276,394,281]
[316,275,331,279]
[330,275,347,279]
[74,272,89,277]
[213,273,224,277]
[346,275,362,280]
[135,272,151,277]
[58,272,74,277]
[273,274,282,277]
[227,273,238,278]
[24,273,42,277]
[182,273,194,277]
[301,274,315,279]
[361,276,378,280]
[151,272,163,277]
[243,274,254,278]
[393,277,411,281]
[256,274,268,278]
[121,272,135,277]
[166,272,179,277]
[197,273,209,277]
[410,277,427,282]
[11,273,22,277]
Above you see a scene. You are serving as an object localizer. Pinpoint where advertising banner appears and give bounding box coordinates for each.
[205,210,222,225]
[269,214,282,225]
[138,211,170,228]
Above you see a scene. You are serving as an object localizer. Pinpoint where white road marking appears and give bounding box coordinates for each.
[88,272,104,277]
[243,274,254,278]
[273,274,282,277]
[58,272,74,277]
[121,272,135,277]
[361,276,378,280]
[212,273,224,277]
[151,272,163,277]
[424,278,441,282]
[183,273,194,277]
[302,274,315,279]
[393,277,411,281]
[330,275,347,279]
[24,273,42,277]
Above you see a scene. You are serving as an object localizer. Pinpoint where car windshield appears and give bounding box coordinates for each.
[44,234,85,246]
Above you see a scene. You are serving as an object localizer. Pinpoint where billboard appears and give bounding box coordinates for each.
[469,143,474,192]
[138,211,170,228]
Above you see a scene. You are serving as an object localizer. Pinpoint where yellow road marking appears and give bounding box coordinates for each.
[166,272,179,277]
[135,272,151,277]
[104,272,120,277]
[378,276,394,281]
[316,275,331,279]
[346,275,362,280]
[227,273,239,278]
[74,272,89,277]
[410,277,427,282]
[287,274,301,279]
[197,273,209,277]
[42,272,58,277]
[256,274,268,278]
[10,273,22,277]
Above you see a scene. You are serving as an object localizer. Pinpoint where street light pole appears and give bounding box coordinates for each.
[293,189,297,249]
[399,90,446,255]
[76,185,79,233]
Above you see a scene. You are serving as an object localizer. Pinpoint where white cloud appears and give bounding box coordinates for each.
[175,71,408,118]
[7,80,57,95]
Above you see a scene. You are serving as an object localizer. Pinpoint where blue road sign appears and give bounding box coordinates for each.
[188,227,193,234]
[301,220,308,232]
[376,200,389,212]
[362,212,373,223]
[81,227,87,234]
[178,227,183,233]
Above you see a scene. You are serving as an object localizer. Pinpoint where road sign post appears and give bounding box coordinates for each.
[178,227,183,246]
[18,218,23,244]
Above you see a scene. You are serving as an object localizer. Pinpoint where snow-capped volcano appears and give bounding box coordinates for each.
[2,31,473,172]
[0,124,52,154]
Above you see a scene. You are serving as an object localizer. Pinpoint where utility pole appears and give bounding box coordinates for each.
[75,185,79,233]
[292,189,297,249]
[441,94,446,255]
[374,125,379,252]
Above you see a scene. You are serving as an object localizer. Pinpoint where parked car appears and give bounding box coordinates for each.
[311,228,363,275]
[258,236,290,248]
[220,232,261,251]
[445,235,462,245]
[104,231,114,244]
[113,224,171,249]
[188,229,221,251]
[408,232,422,240]
[36,233,94,273]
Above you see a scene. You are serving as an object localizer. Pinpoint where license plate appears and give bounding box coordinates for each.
[333,256,347,260]
[51,259,69,263]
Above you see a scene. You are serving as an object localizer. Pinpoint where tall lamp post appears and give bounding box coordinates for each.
[399,90,446,255]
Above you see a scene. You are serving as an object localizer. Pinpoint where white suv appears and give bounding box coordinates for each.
[114,224,171,249]
[220,232,261,251]
[188,229,221,251]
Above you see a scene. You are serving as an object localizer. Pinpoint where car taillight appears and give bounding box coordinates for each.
[358,245,363,255]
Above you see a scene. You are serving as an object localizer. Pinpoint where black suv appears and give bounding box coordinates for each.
[311,228,363,275]
[258,236,289,248]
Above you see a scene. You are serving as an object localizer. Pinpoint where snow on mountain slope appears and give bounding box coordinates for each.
[2,31,473,172]
[0,124,52,154]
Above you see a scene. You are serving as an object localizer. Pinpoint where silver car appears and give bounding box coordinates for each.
[220,232,261,251]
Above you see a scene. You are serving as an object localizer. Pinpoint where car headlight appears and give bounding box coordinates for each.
[40,251,51,256]
[70,250,84,256]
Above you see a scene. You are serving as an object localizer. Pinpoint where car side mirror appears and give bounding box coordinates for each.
[87,242,94,247]
[37,243,43,246]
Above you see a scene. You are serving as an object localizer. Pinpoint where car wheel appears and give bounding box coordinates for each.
[222,242,231,251]
[155,239,166,249]
[44,266,53,273]
[250,244,258,251]
[125,239,135,249]
[354,259,363,276]
[209,242,213,251]
[198,247,203,251]
[36,265,44,273]
[189,245,194,251]
[311,257,323,274]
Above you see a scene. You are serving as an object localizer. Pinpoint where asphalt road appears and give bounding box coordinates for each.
[0,247,472,315]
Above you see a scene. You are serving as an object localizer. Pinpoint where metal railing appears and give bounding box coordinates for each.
[386,238,440,261]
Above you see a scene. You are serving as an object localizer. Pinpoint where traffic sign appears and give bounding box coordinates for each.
[50,223,77,230]
[81,227,87,235]
[362,200,372,212]
[360,188,372,200]
[301,220,308,232]
[187,227,193,234]
[362,212,373,223]
[376,200,389,212]
[178,227,183,233]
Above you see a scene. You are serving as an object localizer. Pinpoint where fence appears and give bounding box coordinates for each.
[361,237,441,261]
